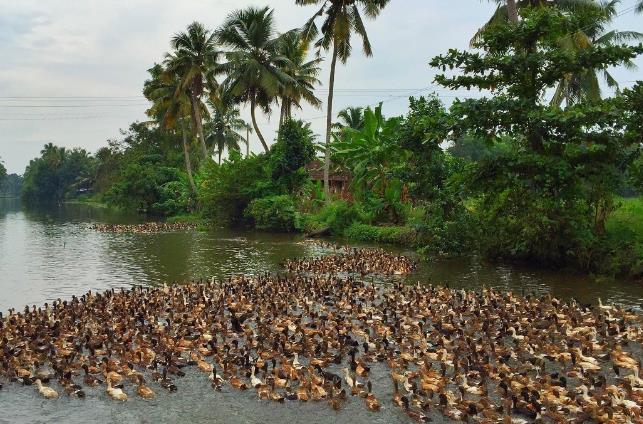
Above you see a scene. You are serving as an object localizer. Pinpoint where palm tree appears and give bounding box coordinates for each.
[164,22,220,159]
[551,0,643,106]
[206,99,251,164]
[275,30,323,129]
[333,106,365,131]
[637,0,642,12]
[216,7,292,153]
[143,64,198,195]
[296,0,391,200]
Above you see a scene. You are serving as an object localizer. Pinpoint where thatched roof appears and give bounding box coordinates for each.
[306,160,350,182]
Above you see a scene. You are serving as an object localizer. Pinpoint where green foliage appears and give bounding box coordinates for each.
[245,195,298,232]
[332,104,405,197]
[302,200,366,236]
[106,156,186,214]
[431,8,643,269]
[0,174,23,198]
[344,223,416,246]
[0,159,6,185]
[199,152,274,226]
[22,144,95,204]
[269,120,316,193]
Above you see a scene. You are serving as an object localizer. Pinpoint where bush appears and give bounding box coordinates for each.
[199,152,276,227]
[245,195,298,232]
[344,223,417,245]
[313,200,362,235]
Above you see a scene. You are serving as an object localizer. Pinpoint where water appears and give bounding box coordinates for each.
[0,198,641,423]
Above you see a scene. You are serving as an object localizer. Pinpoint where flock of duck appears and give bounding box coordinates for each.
[284,246,416,277]
[1,246,642,423]
[90,222,197,234]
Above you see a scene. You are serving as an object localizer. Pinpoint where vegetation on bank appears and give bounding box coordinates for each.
[13,3,643,279]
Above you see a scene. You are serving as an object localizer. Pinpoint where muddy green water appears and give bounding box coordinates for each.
[0,198,641,423]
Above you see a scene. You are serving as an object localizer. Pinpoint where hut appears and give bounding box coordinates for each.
[305,159,351,199]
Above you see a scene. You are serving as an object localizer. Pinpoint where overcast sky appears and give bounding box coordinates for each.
[0,0,641,174]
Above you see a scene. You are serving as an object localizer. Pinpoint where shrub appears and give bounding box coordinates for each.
[245,195,298,232]
[344,223,417,245]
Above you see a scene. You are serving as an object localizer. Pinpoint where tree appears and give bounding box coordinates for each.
[473,0,603,44]
[333,106,365,131]
[216,7,292,153]
[296,0,391,200]
[164,22,220,159]
[276,30,322,128]
[331,104,405,197]
[0,158,6,187]
[206,99,250,164]
[144,63,199,196]
[432,7,643,266]
[270,119,316,193]
[551,0,643,106]
[22,144,95,204]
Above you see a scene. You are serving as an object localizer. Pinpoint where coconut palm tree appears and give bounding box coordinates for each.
[275,30,323,129]
[551,0,643,106]
[216,7,292,153]
[164,21,220,159]
[206,99,251,164]
[296,0,391,200]
[143,64,198,195]
[333,106,365,131]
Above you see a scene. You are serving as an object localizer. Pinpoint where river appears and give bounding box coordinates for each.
[0,198,641,423]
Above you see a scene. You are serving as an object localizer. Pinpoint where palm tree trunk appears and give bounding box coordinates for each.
[218,150,222,165]
[250,96,269,153]
[279,101,287,131]
[180,120,198,196]
[323,43,338,202]
[190,92,208,159]
[507,0,519,24]
[246,128,250,157]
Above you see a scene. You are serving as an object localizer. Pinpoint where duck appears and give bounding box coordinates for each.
[363,381,381,411]
[106,378,127,401]
[135,375,155,399]
[35,378,58,399]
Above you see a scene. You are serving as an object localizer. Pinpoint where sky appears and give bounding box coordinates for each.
[0,0,641,174]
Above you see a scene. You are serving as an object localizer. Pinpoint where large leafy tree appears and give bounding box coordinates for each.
[22,144,95,204]
[276,30,322,129]
[164,21,220,159]
[216,7,292,153]
[432,7,643,265]
[144,63,199,195]
[296,0,390,200]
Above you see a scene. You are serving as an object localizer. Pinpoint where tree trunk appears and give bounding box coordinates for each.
[250,96,269,153]
[506,0,519,24]
[246,128,250,157]
[218,150,222,165]
[190,91,208,159]
[279,100,287,132]
[180,120,198,197]
[323,44,339,202]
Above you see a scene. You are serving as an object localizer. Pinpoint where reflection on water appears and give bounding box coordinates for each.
[0,199,642,423]
[1,198,642,313]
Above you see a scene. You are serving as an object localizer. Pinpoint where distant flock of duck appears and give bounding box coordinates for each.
[1,247,642,423]
[90,222,197,234]
[284,246,416,276]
